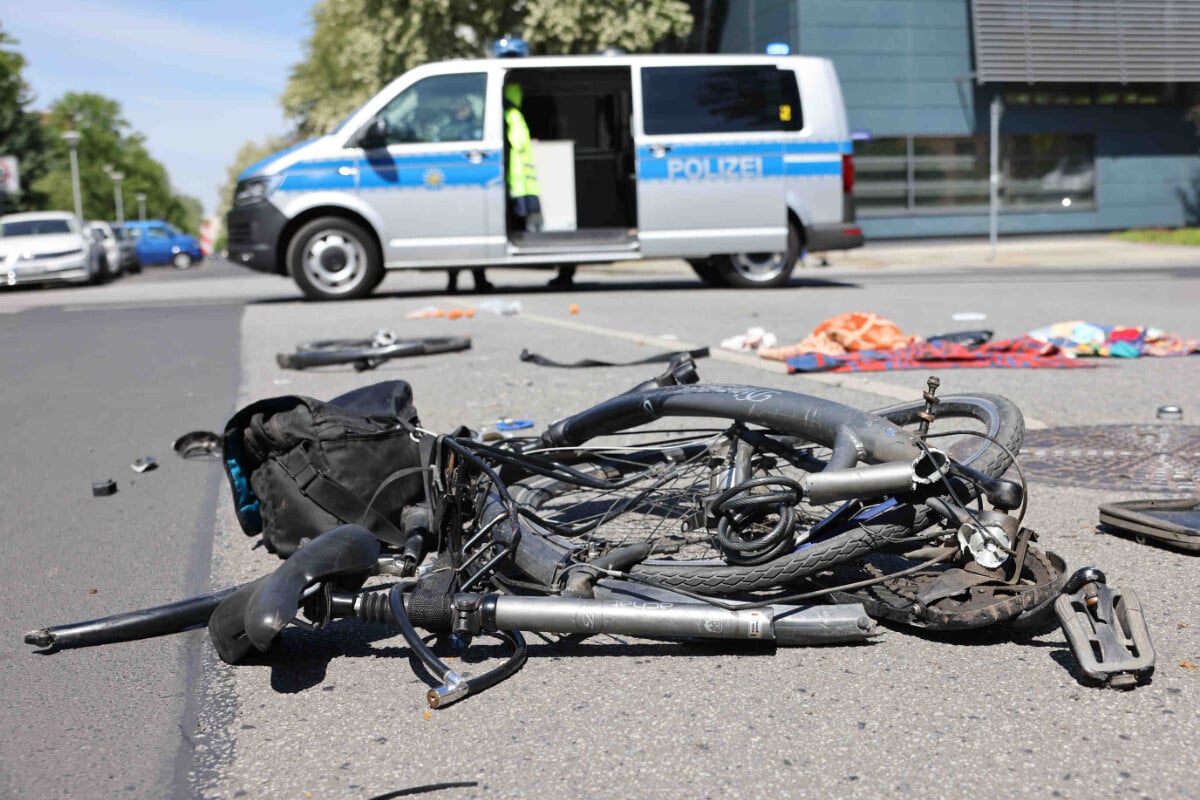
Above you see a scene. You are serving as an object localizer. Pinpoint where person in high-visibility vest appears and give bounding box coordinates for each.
[504,82,542,233]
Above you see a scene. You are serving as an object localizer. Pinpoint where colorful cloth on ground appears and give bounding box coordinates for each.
[783,336,1093,374]
[1028,320,1200,358]
[758,311,919,361]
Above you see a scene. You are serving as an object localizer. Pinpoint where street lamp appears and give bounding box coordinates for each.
[61,130,83,223]
[110,171,124,225]
[135,192,146,221]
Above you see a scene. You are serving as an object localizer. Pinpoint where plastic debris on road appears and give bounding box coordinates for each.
[477,299,522,316]
[719,326,778,353]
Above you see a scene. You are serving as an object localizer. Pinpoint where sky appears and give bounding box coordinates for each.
[4,0,311,216]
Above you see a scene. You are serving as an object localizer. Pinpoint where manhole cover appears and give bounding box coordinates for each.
[1019,425,1200,493]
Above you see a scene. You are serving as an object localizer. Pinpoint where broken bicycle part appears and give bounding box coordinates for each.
[955,509,1018,569]
[823,543,1066,630]
[172,430,222,460]
[91,479,117,497]
[916,375,940,439]
[276,335,471,371]
[1097,497,1200,552]
[1156,405,1183,420]
[24,585,242,649]
[1054,568,1155,689]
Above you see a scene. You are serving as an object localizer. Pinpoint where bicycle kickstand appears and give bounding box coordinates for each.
[1054,567,1155,689]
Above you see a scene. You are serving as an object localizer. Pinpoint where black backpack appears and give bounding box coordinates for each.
[222,380,426,557]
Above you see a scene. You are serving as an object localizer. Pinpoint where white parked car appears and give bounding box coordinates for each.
[1,211,106,287]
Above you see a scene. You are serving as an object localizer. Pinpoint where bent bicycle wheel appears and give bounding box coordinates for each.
[497,385,1024,595]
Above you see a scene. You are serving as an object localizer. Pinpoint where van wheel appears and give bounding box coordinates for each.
[714,223,801,288]
[687,258,727,287]
[288,217,382,301]
[172,252,194,270]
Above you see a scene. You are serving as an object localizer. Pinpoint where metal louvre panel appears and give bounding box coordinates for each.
[971,0,1200,82]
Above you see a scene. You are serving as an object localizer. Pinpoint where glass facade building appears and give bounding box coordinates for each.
[713,0,1200,238]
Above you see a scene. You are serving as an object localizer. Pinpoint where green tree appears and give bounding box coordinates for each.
[522,0,693,55]
[0,24,49,213]
[282,0,692,138]
[33,92,197,231]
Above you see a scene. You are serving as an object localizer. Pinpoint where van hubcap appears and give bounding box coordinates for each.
[303,230,366,293]
[730,251,786,281]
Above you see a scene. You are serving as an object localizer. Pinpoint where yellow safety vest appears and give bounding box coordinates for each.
[505,106,540,199]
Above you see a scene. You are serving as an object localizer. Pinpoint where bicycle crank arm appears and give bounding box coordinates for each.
[478,595,877,645]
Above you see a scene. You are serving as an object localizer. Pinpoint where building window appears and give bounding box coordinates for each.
[913,137,991,209]
[1004,135,1095,209]
[855,138,909,213]
[856,134,1095,214]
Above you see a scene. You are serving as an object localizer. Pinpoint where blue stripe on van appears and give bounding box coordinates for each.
[783,161,842,177]
[358,162,502,190]
[278,161,358,192]
[638,141,847,181]
[271,151,503,192]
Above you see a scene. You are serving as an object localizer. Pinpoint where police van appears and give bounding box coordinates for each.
[227,52,863,300]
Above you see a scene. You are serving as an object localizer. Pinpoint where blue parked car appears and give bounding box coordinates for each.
[124,220,203,269]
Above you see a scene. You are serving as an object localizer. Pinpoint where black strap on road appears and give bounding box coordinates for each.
[519,346,709,369]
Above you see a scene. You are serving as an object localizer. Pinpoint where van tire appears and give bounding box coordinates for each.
[687,258,728,287]
[713,223,801,289]
[288,217,383,301]
[172,252,194,270]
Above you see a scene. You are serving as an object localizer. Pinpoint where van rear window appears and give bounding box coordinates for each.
[641,66,802,135]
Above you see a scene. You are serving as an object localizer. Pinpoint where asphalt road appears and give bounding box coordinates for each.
[1,255,1198,799]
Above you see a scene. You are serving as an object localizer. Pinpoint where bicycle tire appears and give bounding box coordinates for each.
[277,336,471,370]
[509,387,1023,595]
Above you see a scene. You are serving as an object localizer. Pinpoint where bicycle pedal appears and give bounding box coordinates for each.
[1054,568,1154,689]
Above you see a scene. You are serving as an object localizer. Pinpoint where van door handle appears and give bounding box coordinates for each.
[337,166,358,177]
[649,144,672,158]
[464,150,485,164]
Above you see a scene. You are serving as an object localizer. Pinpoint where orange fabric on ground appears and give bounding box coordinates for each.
[759,312,920,361]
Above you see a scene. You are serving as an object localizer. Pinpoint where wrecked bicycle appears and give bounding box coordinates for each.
[26,364,1155,706]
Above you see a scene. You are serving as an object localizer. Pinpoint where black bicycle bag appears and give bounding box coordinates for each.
[222,380,425,558]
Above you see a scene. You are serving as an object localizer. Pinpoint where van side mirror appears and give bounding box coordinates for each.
[356,118,388,149]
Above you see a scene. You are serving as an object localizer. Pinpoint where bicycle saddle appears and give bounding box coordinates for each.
[208,524,380,663]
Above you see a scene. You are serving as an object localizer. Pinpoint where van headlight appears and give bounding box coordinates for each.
[233,175,282,207]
